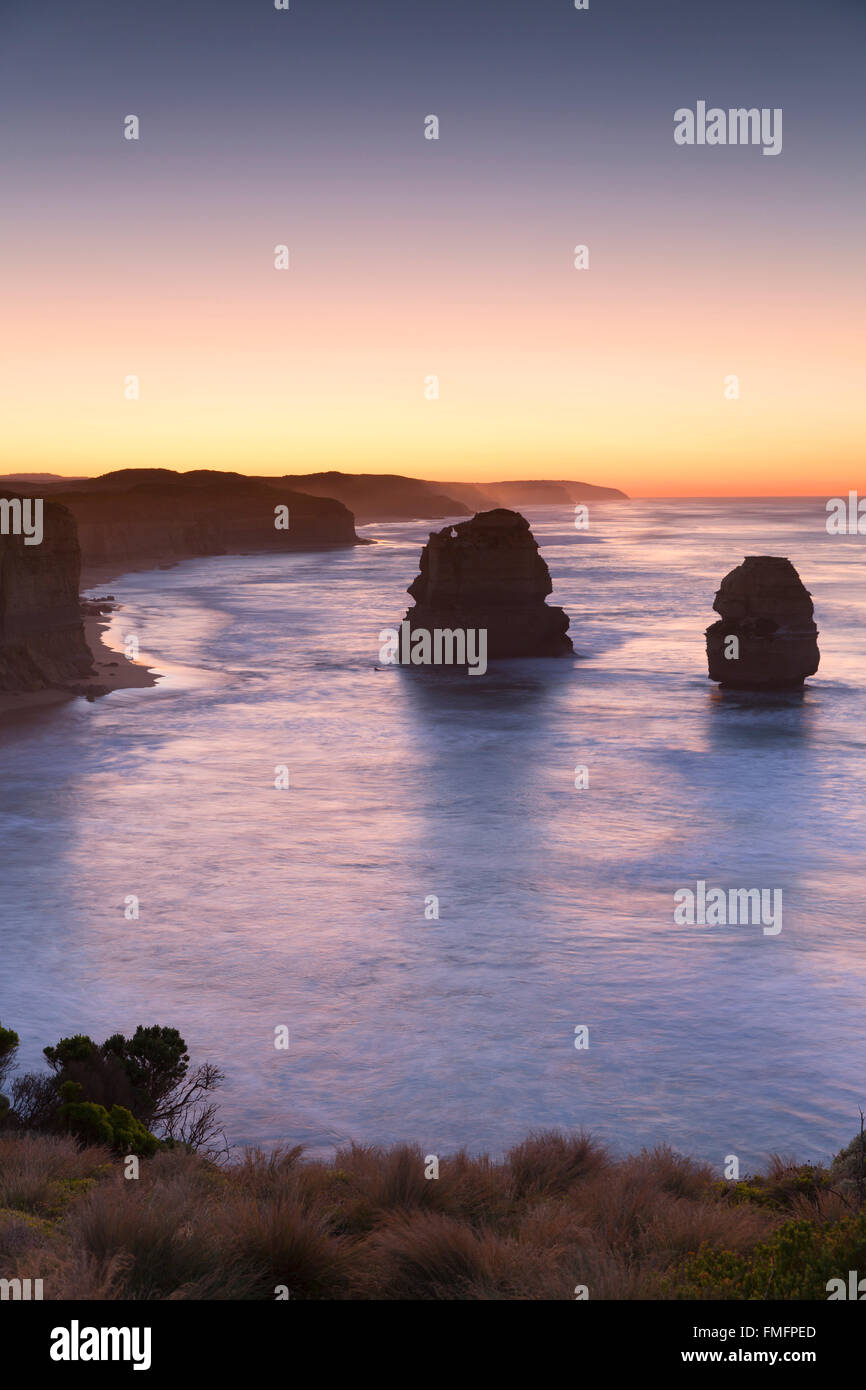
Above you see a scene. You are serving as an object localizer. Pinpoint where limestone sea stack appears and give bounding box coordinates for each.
[405,509,573,659]
[706,556,819,689]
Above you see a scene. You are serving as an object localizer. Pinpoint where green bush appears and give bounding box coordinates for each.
[58,1084,158,1157]
[675,1214,866,1299]
[720,1164,829,1211]
[0,1021,19,1092]
[8,1021,223,1151]
[830,1132,866,1198]
[44,1034,99,1071]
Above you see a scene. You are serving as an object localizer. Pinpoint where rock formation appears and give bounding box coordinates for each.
[5,471,360,584]
[405,508,573,659]
[0,493,95,691]
[706,556,819,689]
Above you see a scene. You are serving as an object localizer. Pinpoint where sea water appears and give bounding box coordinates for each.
[2,498,865,1170]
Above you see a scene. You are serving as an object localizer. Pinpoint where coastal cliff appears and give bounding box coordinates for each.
[1,470,358,704]
[0,493,95,692]
[48,471,359,583]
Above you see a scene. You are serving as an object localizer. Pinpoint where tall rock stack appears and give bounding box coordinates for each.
[405,508,573,658]
[706,556,820,689]
[0,494,95,691]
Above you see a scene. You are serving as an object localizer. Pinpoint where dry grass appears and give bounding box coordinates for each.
[0,1128,845,1300]
[0,1133,110,1215]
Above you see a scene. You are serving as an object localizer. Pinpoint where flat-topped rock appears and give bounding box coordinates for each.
[405,508,572,658]
[706,555,819,689]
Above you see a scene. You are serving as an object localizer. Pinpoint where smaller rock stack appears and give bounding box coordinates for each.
[706,556,819,689]
[405,508,573,659]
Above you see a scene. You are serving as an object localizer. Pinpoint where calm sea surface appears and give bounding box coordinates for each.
[2,499,865,1170]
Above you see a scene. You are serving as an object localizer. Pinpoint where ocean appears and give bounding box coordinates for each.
[2,497,865,1171]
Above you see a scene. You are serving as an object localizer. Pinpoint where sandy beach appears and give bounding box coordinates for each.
[0,597,158,723]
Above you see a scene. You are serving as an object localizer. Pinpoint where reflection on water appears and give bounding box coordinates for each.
[1,499,866,1167]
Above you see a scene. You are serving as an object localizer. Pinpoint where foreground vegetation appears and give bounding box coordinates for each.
[2,1020,865,1299]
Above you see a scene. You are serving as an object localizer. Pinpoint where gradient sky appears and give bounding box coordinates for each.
[1,0,864,495]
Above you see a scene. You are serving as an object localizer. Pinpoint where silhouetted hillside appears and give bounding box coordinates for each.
[274,471,627,520]
[276,471,470,522]
[455,479,629,506]
[6,471,360,582]
[4,469,628,537]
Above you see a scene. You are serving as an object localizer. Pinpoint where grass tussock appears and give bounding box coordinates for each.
[0,1127,860,1299]
[0,1133,111,1216]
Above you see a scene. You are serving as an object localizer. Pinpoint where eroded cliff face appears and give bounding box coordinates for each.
[0,494,94,691]
[1,472,360,696]
[405,508,573,658]
[50,473,359,579]
[706,556,820,689]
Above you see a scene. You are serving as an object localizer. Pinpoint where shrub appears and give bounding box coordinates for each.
[720,1157,830,1212]
[0,1020,19,1121]
[675,1213,866,1299]
[830,1130,866,1202]
[58,1084,159,1157]
[6,1022,223,1152]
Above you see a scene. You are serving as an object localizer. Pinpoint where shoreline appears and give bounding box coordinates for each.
[78,539,370,593]
[2,539,360,724]
[0,599,159,724]
[81,603,160,695]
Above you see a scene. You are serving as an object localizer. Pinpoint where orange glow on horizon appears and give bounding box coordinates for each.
[4,233,863,498]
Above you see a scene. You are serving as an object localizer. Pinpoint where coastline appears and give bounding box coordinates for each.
[78,538,370,594]
[2,539,361,724]
[0,598,158,723]
[2,535,368,724]
[81,603,160,695]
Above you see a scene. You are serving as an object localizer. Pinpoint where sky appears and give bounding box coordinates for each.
[1,0,864,496]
